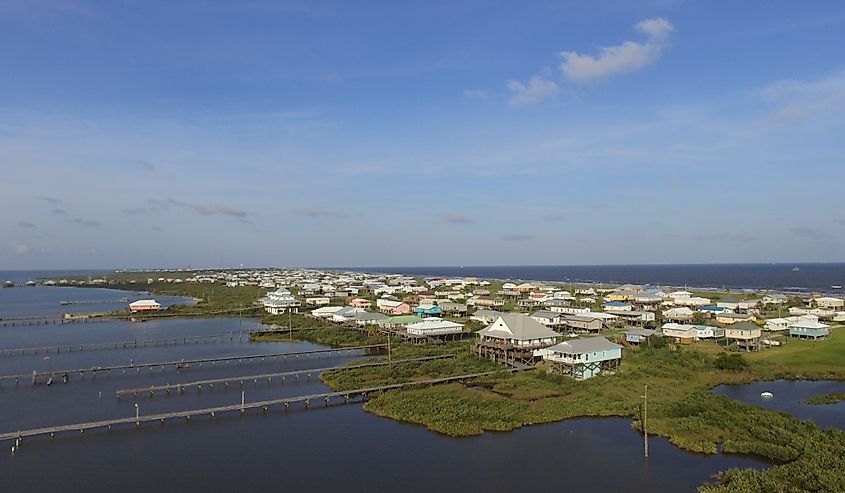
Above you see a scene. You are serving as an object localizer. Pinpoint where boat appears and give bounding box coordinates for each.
[25,280,36,286]
[792,267,800,272]
[833,285,842,290]
[3,281,13,288]
[761,391,774,399]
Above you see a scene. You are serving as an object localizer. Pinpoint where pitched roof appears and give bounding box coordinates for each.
[478,313,561,340]
[546,336,621,354]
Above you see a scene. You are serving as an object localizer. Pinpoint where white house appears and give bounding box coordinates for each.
[661,323,698,342]
[129,299,160,312]
[261,288,301,315]
[814,297,844,309]
[311,306,343,318]
[664,307,695,321]
[406,319,464,336]
[477,313,562,348]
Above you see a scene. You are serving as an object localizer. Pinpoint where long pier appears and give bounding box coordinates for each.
[1,317,108,327]
[0,330,268,357]
[0,344,387,385]
[115,354,454,398]
[2,369,518,445]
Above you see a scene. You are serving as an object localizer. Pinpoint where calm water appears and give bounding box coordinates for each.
[714,380,845,431]
[345,263,845,294]
[0,288,770,491]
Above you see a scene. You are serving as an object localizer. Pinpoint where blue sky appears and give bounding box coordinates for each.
[2,0,845,269]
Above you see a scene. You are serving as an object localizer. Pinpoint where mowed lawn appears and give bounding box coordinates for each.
[747,325,845,374]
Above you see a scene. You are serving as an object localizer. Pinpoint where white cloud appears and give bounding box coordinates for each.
[506,76,560,106]
[463,89,488,99]
[760,70,845,126]
[560,17,673,84]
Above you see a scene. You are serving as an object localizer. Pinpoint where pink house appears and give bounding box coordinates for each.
[350,298,372,309]
[377,299,411,315]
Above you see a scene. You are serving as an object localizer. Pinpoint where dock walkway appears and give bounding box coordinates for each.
[2,368,519,444]
[0,344,387,385]
[114,354,454,397]
[0,330,268,357]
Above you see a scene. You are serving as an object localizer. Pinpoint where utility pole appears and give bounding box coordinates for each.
[643,384,649,460]
[288,309,292,340]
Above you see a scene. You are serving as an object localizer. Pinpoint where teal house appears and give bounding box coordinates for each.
[788,320,830,340]
[539,336,622,379]
[415,304,442,317]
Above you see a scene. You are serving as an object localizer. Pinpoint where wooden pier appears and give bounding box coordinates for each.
[2,368,518,445]
[0,316,108,327]
[0,330,268,357]
[114,355,454,398]
[0,344,387,385]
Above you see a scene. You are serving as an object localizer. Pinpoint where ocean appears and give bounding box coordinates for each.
[341,263,845,294]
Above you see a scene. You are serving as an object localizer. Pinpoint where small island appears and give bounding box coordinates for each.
[805,392,845,405]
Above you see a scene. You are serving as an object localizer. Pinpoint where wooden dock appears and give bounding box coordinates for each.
[0,316,108,327]
[2,368,518,445]
[0,344,387,385]
[0,329,268,357]
[114,354,454,398]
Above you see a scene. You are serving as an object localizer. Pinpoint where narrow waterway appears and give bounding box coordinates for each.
[714,379,845,431]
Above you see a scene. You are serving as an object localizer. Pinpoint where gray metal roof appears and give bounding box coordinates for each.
[478,313,561,340]
[547,336,622,354]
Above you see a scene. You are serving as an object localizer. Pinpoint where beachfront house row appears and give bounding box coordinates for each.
[724,321,762,351]
[538,336,623,379]
[474,313,562,366]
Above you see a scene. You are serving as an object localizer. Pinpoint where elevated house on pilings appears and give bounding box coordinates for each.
[725,321,762,352]
[538,336,622,379]
[474,313,562,367]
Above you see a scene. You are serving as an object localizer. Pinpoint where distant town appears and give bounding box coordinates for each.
[21,267,844,380]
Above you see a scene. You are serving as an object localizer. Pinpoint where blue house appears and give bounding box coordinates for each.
[540,336,622,379]
[788,320,830,340]
[700,305,725,314]
[415,304,442,317]
[623,328,657,345]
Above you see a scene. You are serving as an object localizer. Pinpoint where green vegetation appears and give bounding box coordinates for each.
[253,318,845,493]
[52,273,264,319]
[805,392,845,405]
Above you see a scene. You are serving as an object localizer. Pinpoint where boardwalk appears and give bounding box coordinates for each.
[0,344,387,385]
[115,354,454,398]
[0,330,268,357]
[2,368,519,444]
